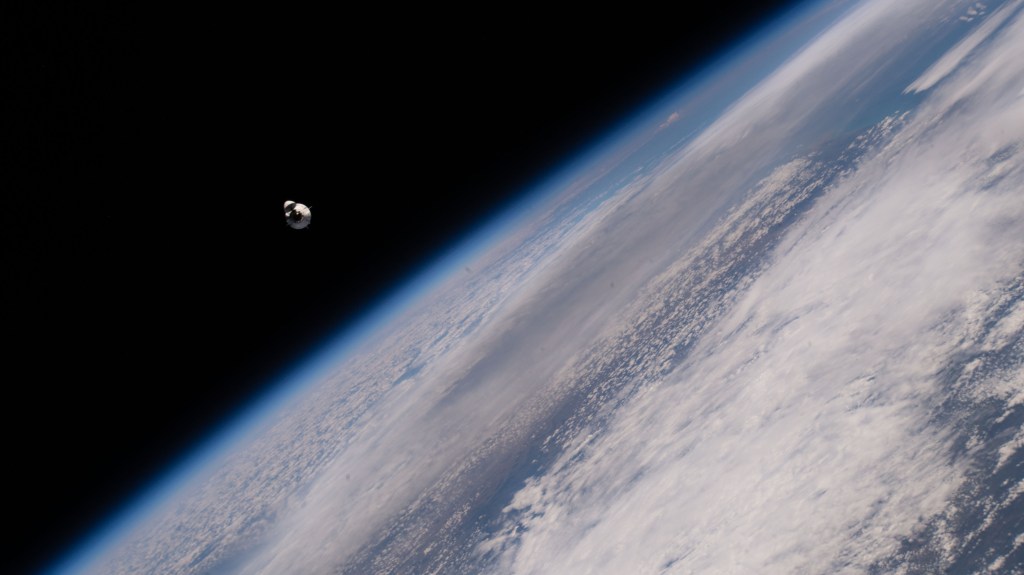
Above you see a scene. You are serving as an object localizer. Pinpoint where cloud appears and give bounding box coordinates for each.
[657,111,681,130]
[905,0,1019,94]
[685,0,952,158]
[485,4,1024,573]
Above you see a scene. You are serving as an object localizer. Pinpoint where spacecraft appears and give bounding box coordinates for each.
[284,201,311,229]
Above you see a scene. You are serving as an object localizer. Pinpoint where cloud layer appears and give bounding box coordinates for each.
[485,2,1024,573]
[82,1,1024,574]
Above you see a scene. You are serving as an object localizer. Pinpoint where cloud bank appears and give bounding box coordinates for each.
[485,3,1024,573]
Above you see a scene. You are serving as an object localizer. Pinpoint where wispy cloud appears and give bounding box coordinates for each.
[657,111,681,130]
[905,0,1019,93]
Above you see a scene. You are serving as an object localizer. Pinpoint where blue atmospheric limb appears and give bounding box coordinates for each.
[46,1,831,571]
[46,157,574,575]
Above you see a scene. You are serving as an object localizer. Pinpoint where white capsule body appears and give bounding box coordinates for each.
[284,201,311,229]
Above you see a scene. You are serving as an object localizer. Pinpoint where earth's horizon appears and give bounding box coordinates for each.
[52,0,1024,573]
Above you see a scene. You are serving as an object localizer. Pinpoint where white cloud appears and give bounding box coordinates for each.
[658,111,681,130]
[685,0,955,159]
[905,0,1019,94]
[485,4,1024,574]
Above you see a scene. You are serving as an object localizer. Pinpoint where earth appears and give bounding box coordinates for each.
[54,0,1024,573]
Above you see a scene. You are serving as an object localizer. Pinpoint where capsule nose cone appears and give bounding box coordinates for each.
[284,200,296,211]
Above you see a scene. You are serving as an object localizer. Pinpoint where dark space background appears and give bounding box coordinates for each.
[2,1,801,572]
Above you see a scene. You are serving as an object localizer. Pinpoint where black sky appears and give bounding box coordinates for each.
[3,1,802,572]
